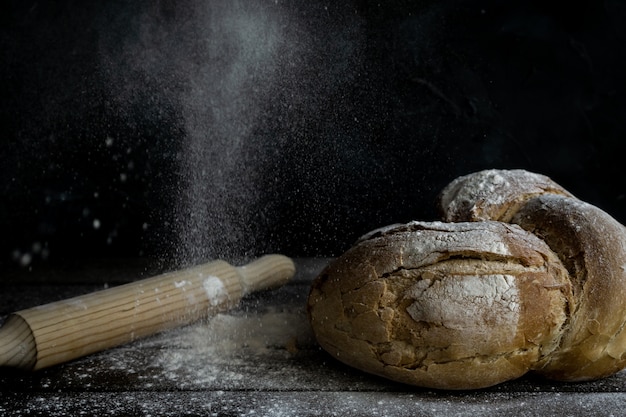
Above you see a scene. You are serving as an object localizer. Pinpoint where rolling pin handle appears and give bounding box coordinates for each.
[236,254,296,294]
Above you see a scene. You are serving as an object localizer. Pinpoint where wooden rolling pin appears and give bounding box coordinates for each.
[0,254,295,370]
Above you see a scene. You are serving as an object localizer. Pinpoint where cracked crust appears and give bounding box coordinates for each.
[439,169,626,382]
[438,169,574,223]
[513,195,626,381]
[307,221,572,390]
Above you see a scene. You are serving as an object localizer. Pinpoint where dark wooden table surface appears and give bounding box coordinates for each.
[1,258,625,416]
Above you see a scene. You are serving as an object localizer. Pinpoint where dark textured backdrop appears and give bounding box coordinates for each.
[1,0,625,270]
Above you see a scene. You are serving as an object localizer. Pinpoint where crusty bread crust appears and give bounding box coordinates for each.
[308,221,571,389]
[439,169,626,382]
[438,169,574,222]
[513,195,626,381]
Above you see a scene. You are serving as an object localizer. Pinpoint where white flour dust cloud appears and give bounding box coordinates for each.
[99,1,366,264]
[173,3,285,263]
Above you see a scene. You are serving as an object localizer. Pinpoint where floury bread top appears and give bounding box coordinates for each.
[438,169,574,222]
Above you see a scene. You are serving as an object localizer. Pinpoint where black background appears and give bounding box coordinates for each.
[2,0,625,271]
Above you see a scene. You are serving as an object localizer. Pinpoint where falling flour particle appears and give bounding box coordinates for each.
[202,276,228,306]
[174,280,190,289]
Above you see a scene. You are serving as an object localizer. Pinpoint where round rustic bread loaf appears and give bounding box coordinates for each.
[307,221,572,390]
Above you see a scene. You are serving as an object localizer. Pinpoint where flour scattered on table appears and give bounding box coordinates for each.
[150,308,314,389]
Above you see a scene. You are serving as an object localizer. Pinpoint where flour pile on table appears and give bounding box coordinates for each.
[150,308,314,388]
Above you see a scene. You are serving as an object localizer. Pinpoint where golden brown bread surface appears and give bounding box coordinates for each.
[308,169,626,389]
[439,170,626,382]
[513,195,626,381]
[308,221,572,389]
[439,169,574,222]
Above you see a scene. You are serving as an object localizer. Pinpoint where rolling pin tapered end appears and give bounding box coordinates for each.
[0,314,37,370]
[236,254,296,294]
